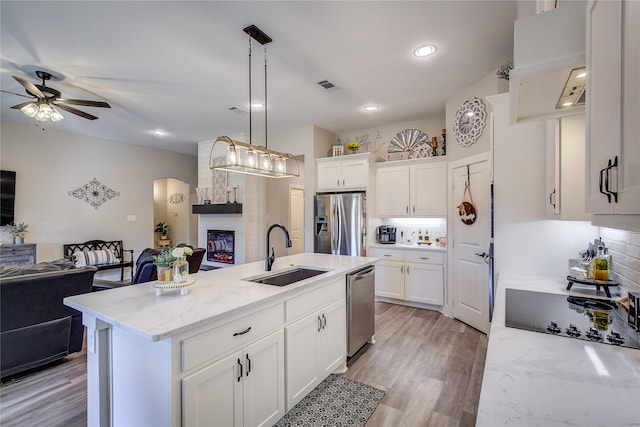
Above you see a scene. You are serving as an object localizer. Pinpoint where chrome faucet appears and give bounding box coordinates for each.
[265,224,292,271]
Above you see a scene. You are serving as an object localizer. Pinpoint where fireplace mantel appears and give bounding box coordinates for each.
[192,203,243,214]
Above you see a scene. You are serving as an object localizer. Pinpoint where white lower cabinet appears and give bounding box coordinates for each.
[285,280,346,410]
[371,247,444,306]
[182,329,285,427]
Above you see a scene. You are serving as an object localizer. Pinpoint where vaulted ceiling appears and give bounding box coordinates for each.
[1,1,518,155]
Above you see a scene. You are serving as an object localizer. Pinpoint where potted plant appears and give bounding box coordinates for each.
[346,140,360,154]
[153,247,176,283]
[155,222,169,240]
[3,222,28,244]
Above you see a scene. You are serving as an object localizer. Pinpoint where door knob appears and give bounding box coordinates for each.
[474,252,490,264]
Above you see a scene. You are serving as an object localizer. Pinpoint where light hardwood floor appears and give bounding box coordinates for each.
[0,302,487,427]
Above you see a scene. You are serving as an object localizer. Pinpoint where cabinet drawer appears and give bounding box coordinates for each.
[404,251,444,265]
[286,279,344,322]
[370,247,404,262]
[181,303,284,372]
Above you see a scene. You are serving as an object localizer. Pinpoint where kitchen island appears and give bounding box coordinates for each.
[65,252,377,427]
[476,274,640,426]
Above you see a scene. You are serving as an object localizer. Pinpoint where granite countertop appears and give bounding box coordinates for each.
[65,253,377,342]
[476,274,640,427]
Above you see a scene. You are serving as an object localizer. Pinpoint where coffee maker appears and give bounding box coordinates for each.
[376,225,397,244]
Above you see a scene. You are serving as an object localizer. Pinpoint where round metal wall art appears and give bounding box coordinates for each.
[453,97,486,147]
[388,129,433,159]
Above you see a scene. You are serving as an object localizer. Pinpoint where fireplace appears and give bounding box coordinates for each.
[207,229,235,264]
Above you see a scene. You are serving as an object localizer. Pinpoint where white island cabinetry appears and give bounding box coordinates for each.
[64,253,377,427]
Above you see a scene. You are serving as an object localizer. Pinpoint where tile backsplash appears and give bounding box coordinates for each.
[599,227,640,295]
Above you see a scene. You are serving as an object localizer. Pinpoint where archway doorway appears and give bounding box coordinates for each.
[153,178,192,248]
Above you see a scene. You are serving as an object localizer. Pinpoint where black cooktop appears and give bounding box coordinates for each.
[505,289,640,350]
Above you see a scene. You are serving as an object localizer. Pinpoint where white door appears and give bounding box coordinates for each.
[289,186,304,254]
[449,154,492,334]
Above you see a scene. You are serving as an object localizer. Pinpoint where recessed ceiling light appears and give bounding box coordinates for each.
[414,44,437,57]
[576,72,587,78]
[562,101,574,107]
[363,104,380,112]
[152,129,169,136]
[251,103,264,109]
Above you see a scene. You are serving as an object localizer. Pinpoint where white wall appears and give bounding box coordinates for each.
[0,120,198,267]
[489,94,599,279]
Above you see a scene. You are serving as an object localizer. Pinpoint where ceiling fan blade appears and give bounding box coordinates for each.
[54,103,99,120]
[13,75,45,98]
[56,98,111,108]
[10,101,36,110]
[0,89,35,99]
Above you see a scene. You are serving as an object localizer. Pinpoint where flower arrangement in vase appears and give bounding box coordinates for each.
[346,141,360,154]
[2,222,28,244]
[171,246,193,283]
[153,247,176,283]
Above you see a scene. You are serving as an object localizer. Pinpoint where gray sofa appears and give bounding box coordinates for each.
[0,263,97,379]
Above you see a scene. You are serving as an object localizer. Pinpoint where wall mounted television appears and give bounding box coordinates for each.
[1,170,16,226]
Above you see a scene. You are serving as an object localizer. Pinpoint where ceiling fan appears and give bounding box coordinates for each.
[1,70,111,121]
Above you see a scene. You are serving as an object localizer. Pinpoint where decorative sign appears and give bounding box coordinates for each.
[68,178,119,209]
[210,156,228,203]
[169,193,185,204]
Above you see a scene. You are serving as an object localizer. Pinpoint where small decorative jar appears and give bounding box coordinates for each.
[173,258,189,283]
[157,266,173,283]
[12,233,25,244]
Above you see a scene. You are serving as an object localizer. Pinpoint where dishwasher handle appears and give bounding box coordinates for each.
[351,266,374,280]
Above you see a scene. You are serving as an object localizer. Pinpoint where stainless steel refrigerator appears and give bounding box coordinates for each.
[314,192,366,256]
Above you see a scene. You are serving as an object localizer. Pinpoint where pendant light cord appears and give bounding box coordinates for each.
[248,37,253,146]
[264,45,268,151]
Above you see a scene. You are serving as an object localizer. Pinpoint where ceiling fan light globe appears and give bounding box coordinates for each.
[21,103,39,117]
[50,108,64,122]
[35,103,53,121]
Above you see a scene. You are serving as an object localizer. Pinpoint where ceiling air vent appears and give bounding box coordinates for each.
[227,106,248,115]
[317,80,337,91]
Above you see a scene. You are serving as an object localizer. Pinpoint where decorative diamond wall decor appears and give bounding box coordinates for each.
[210,156,228,203]
[68,178,120,209]
[169,193,185,204]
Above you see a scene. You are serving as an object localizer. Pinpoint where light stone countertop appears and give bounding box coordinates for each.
[476,274,640,427]
[64,253,377,342]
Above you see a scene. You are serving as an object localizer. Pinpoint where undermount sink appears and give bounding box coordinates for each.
[246,267,328,287]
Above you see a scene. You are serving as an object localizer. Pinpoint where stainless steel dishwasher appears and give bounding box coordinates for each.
[346,265,375,357]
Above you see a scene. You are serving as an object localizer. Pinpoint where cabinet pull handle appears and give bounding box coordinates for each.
[406,205,409,214]
[401,265,404,274]
[606,156,619,203]
[343,179,345,186]
[322,314,327,329]
[237,358,243,382]
[318,315,322,332]
[246,354,251,376]
[407,265,410,274]
[384,254,392,257]
[599,164,612,203]
[549,189,556,208]
[233,326,252,337]
[419,257,429,260]
[337,179,340,187]
[413,205,415,213]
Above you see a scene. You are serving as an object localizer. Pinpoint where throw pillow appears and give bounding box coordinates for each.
[73,251,87,268]
[85,249,116,266]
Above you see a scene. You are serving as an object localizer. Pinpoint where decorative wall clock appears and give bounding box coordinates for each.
[453,97,486,147]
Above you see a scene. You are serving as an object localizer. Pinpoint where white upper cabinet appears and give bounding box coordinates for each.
[586,0,640,214]
[316,154,371,192]
[377,160,446,217]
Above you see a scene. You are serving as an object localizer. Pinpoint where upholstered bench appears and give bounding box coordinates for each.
[63,240,134,282]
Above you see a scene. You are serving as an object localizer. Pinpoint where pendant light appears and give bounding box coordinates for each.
[210,25,300,179]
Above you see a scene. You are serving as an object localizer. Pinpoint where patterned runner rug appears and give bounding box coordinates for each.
[274,375,385,427]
